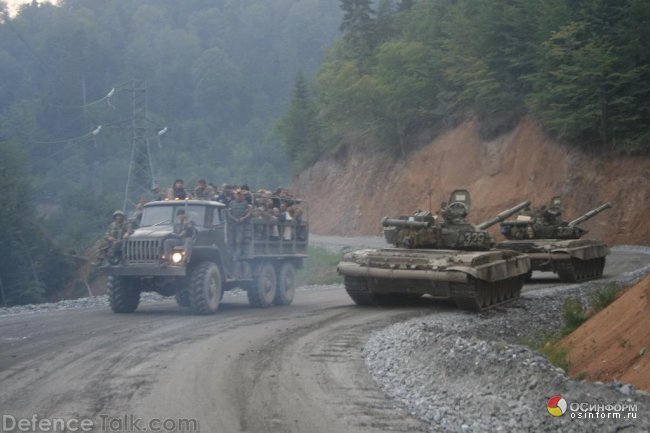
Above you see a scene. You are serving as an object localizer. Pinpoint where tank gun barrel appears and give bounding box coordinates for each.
[381,217,431,229]
[476,201,531,230]
[568,202,611,227]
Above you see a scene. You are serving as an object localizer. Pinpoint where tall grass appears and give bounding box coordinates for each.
[297,246,342,286]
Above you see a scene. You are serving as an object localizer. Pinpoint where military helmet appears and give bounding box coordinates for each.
[112,210,126,218]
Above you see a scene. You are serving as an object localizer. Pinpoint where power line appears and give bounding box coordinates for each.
[45,88,116,109]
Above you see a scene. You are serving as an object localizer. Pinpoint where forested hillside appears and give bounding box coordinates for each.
[279,0,650,171]
[0,0,341,304]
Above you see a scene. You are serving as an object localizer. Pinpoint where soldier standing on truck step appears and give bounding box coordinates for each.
[96,210,132,266]
[227,189,252,258]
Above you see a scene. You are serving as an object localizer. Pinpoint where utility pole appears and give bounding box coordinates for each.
[122,79,155,213]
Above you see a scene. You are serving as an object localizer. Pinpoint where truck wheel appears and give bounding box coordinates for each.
[274,262,296,306]
[108,276,140,313]
[175,290,190,307]
[189,262,222,314]
[248,262,276,308]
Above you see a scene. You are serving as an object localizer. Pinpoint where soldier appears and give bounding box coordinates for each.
[227,190,252,257]
[132,197,147,229]
[169,179,192,200]
[97,210,132,266]
[161,209,196,265]
[194,179,215,200]
[151,184,167,201]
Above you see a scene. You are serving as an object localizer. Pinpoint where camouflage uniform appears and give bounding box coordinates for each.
[194,185,215,200]
[97,217,131,265]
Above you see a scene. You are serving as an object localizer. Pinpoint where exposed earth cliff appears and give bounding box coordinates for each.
[296,117,649,245]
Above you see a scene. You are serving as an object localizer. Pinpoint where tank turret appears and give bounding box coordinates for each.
[382,189,530,250]
[500,200,611,240]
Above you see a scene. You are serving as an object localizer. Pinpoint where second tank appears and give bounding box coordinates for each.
[497,197,611,283]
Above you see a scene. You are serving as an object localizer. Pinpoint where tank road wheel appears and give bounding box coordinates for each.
[248,262,277,308]
[524,270,533,283]
[175,290,191,307]
[107,276,140,313]
[596,257,606,278]
[556,260,578,283]
[344,276,375,306]
[274,262,297,306]
[488,286,498,307]
[189,262,223,315]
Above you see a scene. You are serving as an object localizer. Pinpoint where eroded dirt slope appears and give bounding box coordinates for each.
[296,117,649,245]
[561,275,650,392]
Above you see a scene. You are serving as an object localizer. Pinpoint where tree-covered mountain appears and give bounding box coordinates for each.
[0,0,341,304]
[278,0,650,171]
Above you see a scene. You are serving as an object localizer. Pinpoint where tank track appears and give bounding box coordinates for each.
[556,257,606,283]
[344,275,523,312]
[344,276,375,306]
[450,276,523,312]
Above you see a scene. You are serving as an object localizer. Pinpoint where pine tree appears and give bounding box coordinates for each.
[339,0,375,60]
[277,71,321,172]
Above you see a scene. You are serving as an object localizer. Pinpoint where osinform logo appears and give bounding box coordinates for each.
[547,395,567,417]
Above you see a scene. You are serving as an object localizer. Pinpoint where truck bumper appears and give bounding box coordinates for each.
[100,265,187,277]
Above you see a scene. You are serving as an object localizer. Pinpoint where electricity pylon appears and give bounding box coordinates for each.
[122,79,155,214]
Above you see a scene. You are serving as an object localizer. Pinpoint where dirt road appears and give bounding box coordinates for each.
[0,248,647,433]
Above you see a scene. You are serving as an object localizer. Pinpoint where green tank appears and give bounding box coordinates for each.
[497,197,611,283]
[337,190,532,311]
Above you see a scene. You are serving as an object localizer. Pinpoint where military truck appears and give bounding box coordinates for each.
[101,199,308,314]
[497,198,610,282]
[337,190,532,311]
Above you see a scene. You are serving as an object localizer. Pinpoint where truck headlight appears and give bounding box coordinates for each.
[171,251,184,264]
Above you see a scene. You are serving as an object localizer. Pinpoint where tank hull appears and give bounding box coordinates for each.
[496,239,608,282]
[337,248,530,311]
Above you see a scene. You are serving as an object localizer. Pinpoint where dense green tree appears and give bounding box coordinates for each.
[528,1,650,150]
[0,141,74,305]
[285,0,650,163]
[276,71,321,173]
[339,0,375,61]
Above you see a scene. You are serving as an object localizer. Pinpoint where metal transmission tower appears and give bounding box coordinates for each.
[122,79,155,213]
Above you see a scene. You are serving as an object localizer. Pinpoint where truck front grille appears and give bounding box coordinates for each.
[124,239,161,264]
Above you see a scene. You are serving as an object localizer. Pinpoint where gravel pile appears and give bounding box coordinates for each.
[363,247,650,433]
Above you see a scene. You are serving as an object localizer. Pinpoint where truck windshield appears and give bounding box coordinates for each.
[140,205,208,227]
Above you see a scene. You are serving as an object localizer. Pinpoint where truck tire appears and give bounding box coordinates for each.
[274,262,296,306]
[108,276,140,313]
[175,290,190,307]
[189,262,222,314]
[248,262,276,308]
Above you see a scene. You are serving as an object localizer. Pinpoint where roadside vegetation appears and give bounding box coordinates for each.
[296,246,343,286]
[526,282,624,372]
